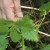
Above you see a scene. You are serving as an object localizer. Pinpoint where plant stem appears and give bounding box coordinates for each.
[39,10,46,27]
[22,38,25,50]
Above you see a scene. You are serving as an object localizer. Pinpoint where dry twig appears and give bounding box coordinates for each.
[38,31,50,37]
[21,6,40,10]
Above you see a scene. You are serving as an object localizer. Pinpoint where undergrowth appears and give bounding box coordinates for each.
[0,1,50,50]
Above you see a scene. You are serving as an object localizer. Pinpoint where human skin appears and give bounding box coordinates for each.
[0,0,23,21]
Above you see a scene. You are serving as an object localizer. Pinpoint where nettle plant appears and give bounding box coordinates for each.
[0,2,50,50]
[40,2,50,16]
[0,15,39,50]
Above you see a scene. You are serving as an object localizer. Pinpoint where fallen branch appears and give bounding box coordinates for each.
[21,6,40,11]
[38,31,50,37]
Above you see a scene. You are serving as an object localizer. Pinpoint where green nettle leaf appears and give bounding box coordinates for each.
[40,2,50,16]
[40,44,50,50]
[40,10,49,16]
[40,2,50,10]
[0,26,9,34]
[0,35,8,50]
[40,11,45,16]
[10,28,21,42]
[22,16,33,25]
[0,19,10,24]
[0,19,14,27]
[15,15,33,28]
[0,19,15,34]
[15,16,39,42]
[21,25,39,42]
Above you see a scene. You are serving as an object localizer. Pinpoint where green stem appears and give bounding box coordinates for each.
[39,10,46,27]
[22,38,25,50]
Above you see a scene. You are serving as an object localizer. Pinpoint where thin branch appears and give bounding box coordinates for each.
[38,31,50,37]
[21,6,40,11]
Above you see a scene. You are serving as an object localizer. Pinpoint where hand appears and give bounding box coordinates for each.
[0,0,23,21]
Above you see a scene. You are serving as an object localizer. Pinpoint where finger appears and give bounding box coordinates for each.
[0,0,2,18]
[1,10,6,19]
[0,0,6,19]
[14,0,23,18]
[0,9,2,18]
[1,7,7,19]
[2,0,17,21]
